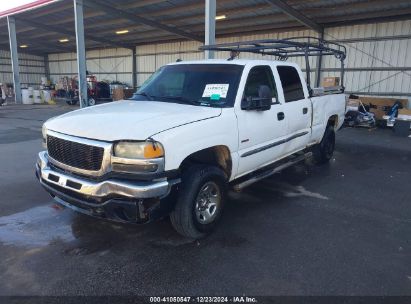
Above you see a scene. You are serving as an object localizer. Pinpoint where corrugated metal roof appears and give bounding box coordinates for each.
[0,0,410,55]
[0,0,59,18]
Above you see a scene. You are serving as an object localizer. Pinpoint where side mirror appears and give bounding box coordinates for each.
[242,85,272,111]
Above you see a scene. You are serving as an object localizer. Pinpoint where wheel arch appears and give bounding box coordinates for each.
[327,114,339,130]
[179,145,232,180]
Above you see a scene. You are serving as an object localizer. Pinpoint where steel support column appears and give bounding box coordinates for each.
[7,16,22,103]
[74,0,88,108]
[44,54,50,80]
[132,47,137,90]
[315,29,324,87]
[205,0,216,59]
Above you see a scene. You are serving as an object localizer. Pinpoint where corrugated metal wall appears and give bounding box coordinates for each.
[323,20,411,97]
[0,49,45,87]
[48,48,133,86]
[135,20,411,98]
[135,29,319,88]
[40,20,411,98]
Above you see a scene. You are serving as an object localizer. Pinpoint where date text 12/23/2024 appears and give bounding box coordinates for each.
[149,297,258,303]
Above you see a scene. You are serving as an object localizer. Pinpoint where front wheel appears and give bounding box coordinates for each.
[170,165,227,239]
[313,125,335,164]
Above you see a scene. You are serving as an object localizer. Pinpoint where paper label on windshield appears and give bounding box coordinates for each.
[202,84,229,99]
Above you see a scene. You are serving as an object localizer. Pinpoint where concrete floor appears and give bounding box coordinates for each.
[0,104,410,296]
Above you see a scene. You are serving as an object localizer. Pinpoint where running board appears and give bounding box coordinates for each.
[232,152,312,192]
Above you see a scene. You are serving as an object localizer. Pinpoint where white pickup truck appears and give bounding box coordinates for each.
[37,54,345,238]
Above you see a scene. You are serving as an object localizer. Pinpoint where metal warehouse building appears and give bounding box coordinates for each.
[0,0,411,105]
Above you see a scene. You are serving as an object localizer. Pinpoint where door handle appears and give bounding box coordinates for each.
[277,112,285,120]
[303,107,308,114]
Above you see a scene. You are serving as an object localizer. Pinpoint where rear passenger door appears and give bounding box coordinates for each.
[276,65,311,154]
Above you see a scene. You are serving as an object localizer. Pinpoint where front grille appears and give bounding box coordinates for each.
[47,135,104,171]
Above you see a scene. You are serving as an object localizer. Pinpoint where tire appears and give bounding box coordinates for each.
[66,99,78,106]
[313,125,335,164]
[170,165,227,239]
[88,97,96,106]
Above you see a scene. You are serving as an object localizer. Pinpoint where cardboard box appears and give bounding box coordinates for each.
[398,108,411,121]
[347,99,360,107]
[112,87,124,101]
[322,77,340,87]
[124,88,134,99]
[359,97,409,120]
[399,109,411,115]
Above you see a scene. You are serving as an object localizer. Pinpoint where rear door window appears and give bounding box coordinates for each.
[277,66,305,102]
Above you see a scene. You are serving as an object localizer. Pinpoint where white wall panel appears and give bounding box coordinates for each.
[0,49,45,87]
[48,48,133,86]
[137,74,151,86]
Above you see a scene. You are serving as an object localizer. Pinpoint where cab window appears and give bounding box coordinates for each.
[277,66,305,102]
[243,66,277,99]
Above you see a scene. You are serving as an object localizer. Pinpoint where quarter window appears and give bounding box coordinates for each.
[277,66,305,102]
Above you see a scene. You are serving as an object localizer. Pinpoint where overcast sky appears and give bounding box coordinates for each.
[0,0,36,12]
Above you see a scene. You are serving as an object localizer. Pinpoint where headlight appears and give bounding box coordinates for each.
[42,124,47,148]
[113,141,164,159]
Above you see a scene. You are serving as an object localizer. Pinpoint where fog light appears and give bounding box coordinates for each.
[112,163,158,173]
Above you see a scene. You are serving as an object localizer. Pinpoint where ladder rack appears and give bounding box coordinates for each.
[200,36,347,96]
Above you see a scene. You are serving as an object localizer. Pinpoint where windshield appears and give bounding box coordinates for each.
[131,64,244,107]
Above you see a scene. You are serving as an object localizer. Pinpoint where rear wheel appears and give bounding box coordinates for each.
[170,165,227,239]
[313,125,335,164]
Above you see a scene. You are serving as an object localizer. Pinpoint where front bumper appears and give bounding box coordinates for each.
[36,151,179,223]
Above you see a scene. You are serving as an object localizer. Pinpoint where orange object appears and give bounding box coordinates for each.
[322,77,340,87]
[144,143,164,158]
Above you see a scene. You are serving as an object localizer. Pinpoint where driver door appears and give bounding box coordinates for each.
[235,65,288,178]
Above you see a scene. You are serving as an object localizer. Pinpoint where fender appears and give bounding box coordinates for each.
[150,108,239,180]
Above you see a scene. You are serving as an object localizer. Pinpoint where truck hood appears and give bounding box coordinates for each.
[45,100,222,141]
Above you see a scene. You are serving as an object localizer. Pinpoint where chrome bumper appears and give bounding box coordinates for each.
[36,151,178,200]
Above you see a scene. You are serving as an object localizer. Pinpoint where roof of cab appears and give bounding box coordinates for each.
[167,59,296,67]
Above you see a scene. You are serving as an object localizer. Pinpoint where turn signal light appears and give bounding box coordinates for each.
[144,143,164,158]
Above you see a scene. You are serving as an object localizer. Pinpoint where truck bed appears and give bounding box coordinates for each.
[310,93,346,144]
[312,86,344,96]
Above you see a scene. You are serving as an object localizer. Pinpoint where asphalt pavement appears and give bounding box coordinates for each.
[0,104,410,296]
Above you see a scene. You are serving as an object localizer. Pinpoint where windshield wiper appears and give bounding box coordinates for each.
[134,91,153,100]
[154,95,200,106]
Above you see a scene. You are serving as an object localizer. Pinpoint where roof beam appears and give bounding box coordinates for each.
[145,0,232,17]
[15,17,132,50]
[83,0,203,42]
[320,7,411,27]
[121,0,167,10]
[108,19,302,45]
[104,14,298,43]
[27,1,73,19]
[127,23,305,46]
[264,0,323,33]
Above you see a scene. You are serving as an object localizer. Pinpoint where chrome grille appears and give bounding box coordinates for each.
[47,135,104,171]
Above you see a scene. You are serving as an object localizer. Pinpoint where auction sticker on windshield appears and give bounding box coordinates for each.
[202,84,229,99]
